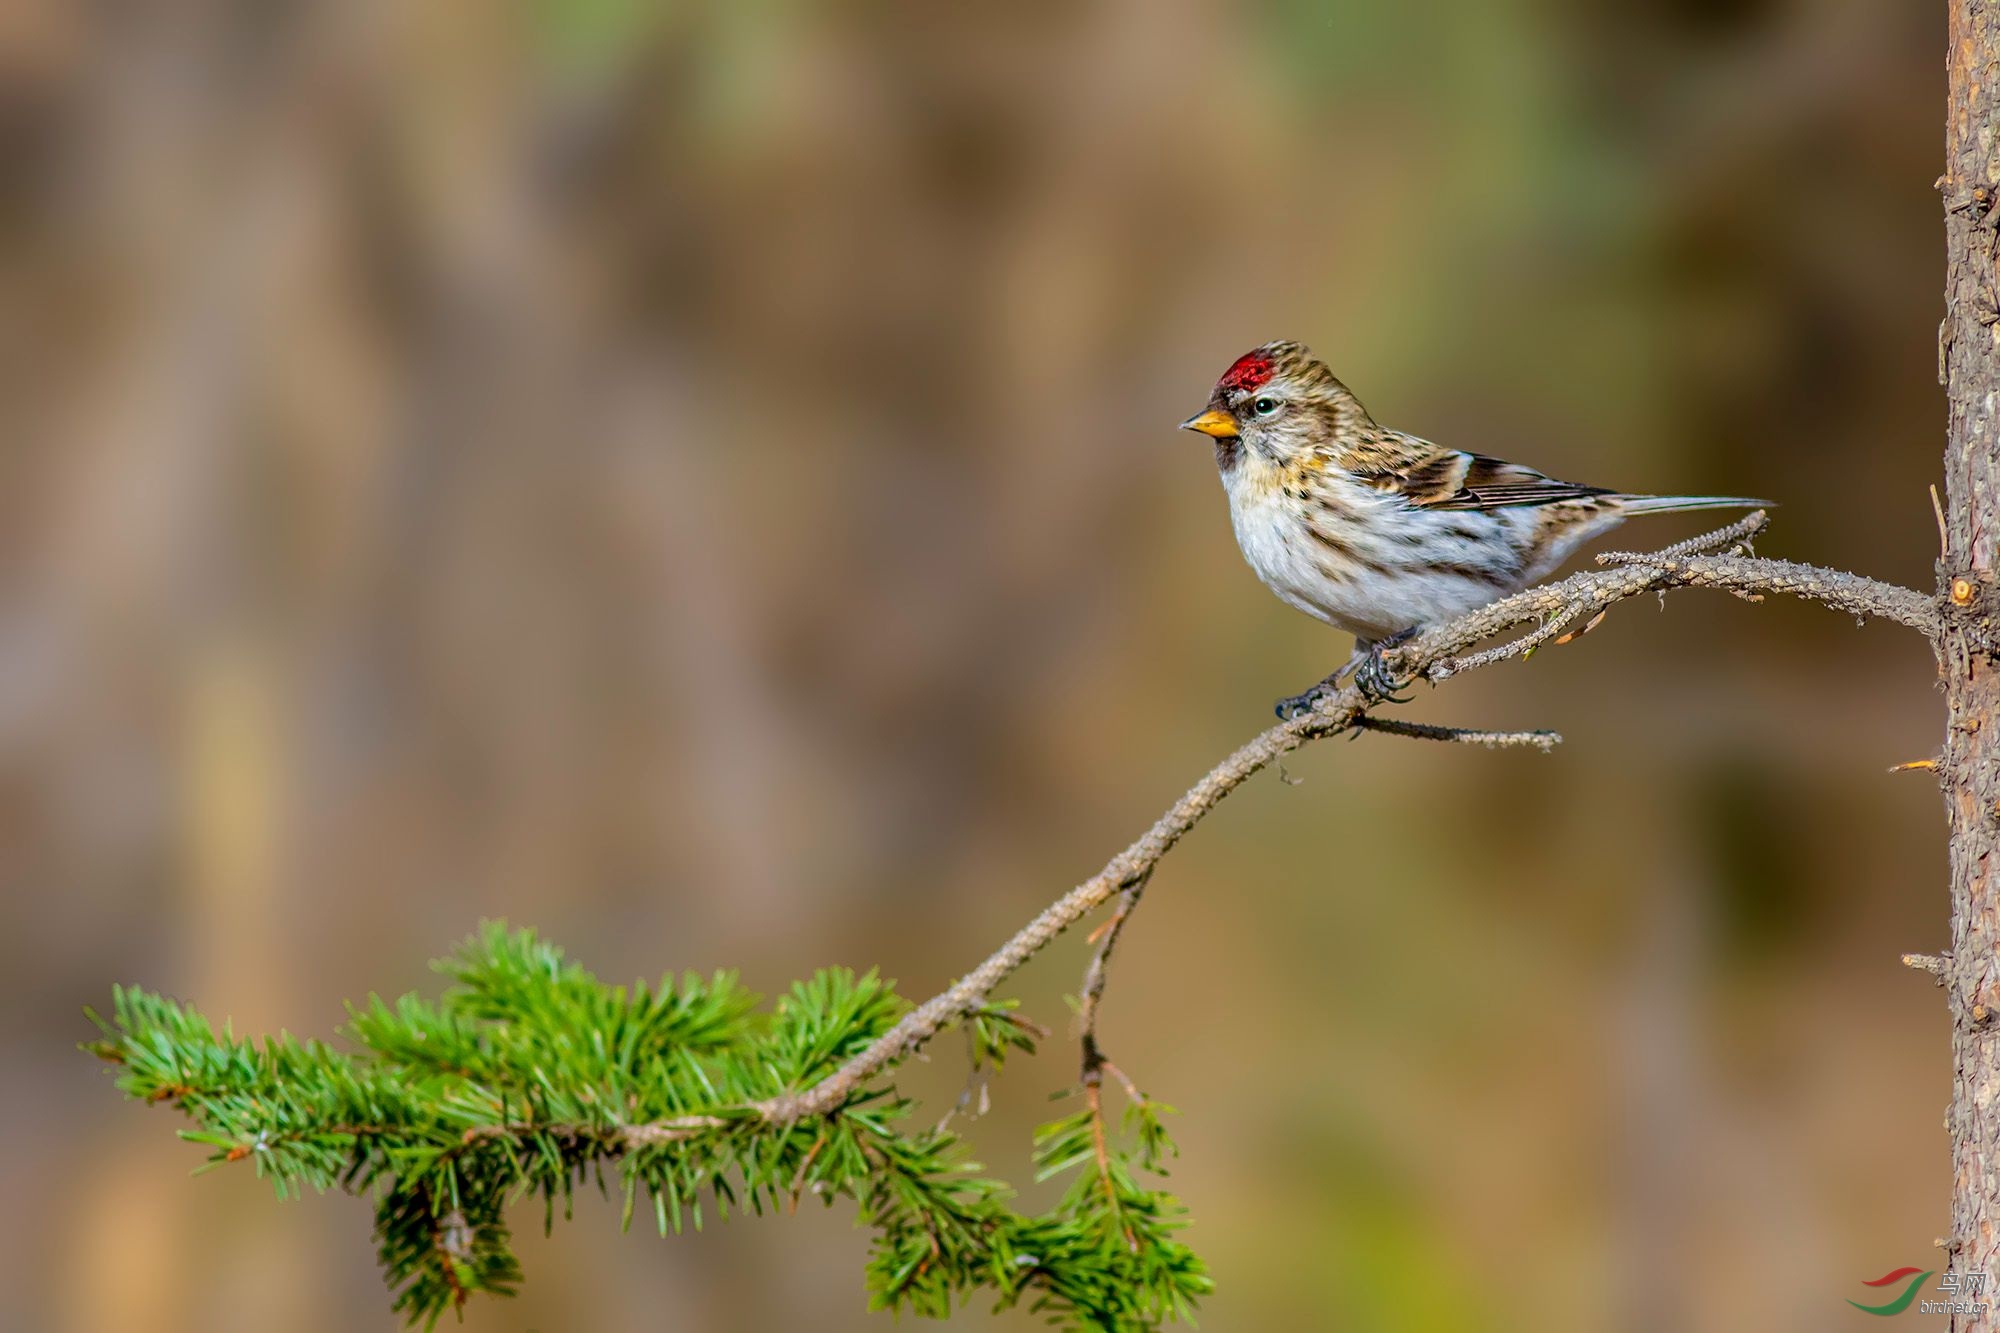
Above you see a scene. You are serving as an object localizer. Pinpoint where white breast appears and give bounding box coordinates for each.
[1226,477,1346,622]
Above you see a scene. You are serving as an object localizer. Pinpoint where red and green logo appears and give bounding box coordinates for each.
[1848,1267,1935,1316]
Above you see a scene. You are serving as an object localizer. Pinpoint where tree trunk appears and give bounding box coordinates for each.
[1942,4,2000,1319]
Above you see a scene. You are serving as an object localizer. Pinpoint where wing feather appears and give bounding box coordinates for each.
[1403,451,1612,511]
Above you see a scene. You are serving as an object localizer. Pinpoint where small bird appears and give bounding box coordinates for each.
[1180,340,1767,716]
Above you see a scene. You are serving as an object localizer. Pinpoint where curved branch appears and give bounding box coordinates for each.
[722,513,1931,1124]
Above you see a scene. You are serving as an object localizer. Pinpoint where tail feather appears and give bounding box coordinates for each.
[1613,494,1771,516]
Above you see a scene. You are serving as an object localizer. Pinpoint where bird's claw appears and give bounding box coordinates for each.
[1274,683,1331,720]
[1352,644,1414,704]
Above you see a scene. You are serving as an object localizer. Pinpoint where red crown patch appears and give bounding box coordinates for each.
[1219,351,1275,392]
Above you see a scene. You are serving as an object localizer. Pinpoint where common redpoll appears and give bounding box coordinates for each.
[1180,341,1767,716]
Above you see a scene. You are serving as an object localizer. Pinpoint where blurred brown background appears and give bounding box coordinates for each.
[0,0,1955,1329]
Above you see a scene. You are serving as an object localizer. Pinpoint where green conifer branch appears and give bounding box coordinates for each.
[86,923,1210,1330]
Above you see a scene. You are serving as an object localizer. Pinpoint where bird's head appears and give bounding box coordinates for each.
[1180,340,1363,467]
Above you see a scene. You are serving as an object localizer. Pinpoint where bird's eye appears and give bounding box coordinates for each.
[1252,396,1280,416]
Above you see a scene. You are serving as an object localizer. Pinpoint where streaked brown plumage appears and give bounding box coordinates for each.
[1180,340,1767,713]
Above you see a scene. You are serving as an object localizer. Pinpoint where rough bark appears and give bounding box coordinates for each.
[1943,3,2000,1318]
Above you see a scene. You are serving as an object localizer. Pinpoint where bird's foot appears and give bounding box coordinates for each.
[1352,637,1416,704]
[1274,633,1417,718]
[1280,632,1424,716]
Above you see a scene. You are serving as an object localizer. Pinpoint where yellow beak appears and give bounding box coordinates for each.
[1180,409,1238,439]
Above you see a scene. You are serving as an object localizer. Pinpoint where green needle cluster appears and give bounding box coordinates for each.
[86,923,1209,1330]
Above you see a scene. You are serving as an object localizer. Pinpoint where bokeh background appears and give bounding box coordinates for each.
[0,0,1958,1329]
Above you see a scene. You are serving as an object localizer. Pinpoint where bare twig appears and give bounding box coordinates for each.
[620,1115,734,1147]
[1905,952,1949,977]
[1072,867,1153,1119]
[601,512,1938,1131]
[1077,872,1149,1052]
[1351,716,1562,751]
[1083,1080,1138,1251]
[455,1113,736,1153]
[1595,510,1765,564]
[1552,606,1610,645]
[788,1131,829,1211]
[1097,1058,1142,1103]
[1425,601,1595,677]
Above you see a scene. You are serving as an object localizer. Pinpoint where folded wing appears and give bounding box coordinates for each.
[1387,448,1614,511]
